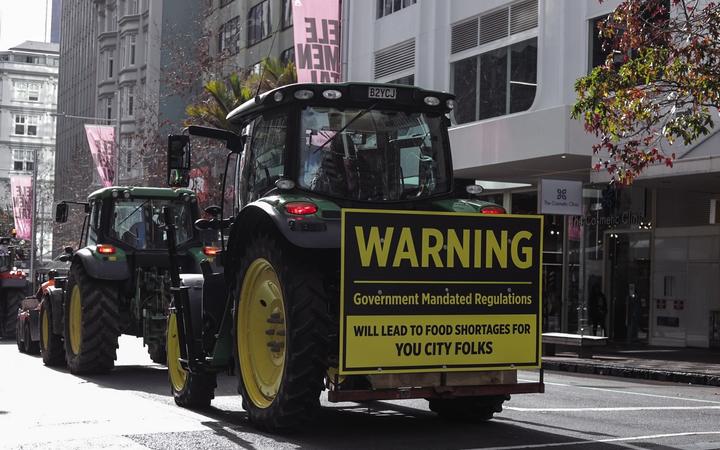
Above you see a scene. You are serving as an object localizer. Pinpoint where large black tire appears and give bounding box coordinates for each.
[64,263,121,374]
[40,300,65,366]
[166,312,216,408]
[2,289,24,339]
[428,395,509,422]
[24,321,39,355]
[148,342,167,365]
[233,235,329,432]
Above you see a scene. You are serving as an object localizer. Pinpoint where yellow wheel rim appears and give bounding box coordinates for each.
[41,307,49,350]
[167,313,188,392]
[69,285,82,355]
[237,258,286,409]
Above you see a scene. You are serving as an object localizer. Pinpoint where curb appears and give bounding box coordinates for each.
[542,360,720,386]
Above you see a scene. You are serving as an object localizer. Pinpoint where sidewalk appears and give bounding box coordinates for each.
[542,343,720,386]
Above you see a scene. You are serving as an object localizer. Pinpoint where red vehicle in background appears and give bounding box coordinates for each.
[0,235,29,339]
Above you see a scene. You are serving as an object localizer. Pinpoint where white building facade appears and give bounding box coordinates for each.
[344,0,720,348]
[0,41,58,266]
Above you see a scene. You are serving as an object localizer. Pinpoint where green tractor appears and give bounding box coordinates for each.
[165,83,544,432]
[42,187,216,373]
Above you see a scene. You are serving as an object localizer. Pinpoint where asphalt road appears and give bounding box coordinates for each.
[1,336,720,450]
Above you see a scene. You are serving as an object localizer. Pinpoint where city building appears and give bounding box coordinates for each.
[0,41,59,265]
[54,0,203,252]
[343,0,720,349]
[204,0,295,76]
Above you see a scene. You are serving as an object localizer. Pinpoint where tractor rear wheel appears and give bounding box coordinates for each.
[166,312,216,408]
[234,236,329,432]
[40,300,65,366]
[148,342,167,365]
[24,321,39,355]
[2,289,24,339]
[64,263,120,374]
[428,395,508,422]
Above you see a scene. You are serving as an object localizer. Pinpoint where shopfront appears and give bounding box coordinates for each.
[477,181,719,347]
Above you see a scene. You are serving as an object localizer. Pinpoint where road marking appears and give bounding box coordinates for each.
[479,431,720,449]
[518,377,720,404]
[506,405,720,412]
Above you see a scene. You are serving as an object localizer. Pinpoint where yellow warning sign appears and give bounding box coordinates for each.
[339,209,543,374]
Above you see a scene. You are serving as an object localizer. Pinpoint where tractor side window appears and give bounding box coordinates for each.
[87,200,101,245]
[248,114,287,200]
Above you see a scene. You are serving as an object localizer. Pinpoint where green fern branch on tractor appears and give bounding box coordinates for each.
[571,0,720,184]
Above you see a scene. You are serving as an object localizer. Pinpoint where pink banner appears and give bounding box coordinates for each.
[292,0,342,83]
[84,124,116,187]
[10,176,32,240]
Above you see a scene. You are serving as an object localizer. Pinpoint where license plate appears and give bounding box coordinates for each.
[368,86,396,99]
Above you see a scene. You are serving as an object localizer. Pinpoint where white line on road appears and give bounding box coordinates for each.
[506,405,720,412]
[478,431,720,449]
[518,377,720,404]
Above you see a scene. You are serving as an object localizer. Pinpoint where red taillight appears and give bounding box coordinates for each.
[481,206,506,214]
[203,246,220,256]
[97,244,116,255]
[285,202,318,215]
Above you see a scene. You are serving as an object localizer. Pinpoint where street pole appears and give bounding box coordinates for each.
[116,90,122,186]
[29,148,39,291]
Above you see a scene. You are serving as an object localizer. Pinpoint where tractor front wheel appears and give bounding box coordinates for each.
[40,300,65,366]
[166,312,216,408]
[234,236,329,432]
[2,289,24,339]
[64,263,120,374]
[428,395,508,422]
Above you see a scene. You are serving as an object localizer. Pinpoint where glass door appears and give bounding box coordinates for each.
[605,231,651,342]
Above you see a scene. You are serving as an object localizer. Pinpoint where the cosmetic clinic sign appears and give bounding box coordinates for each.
[292,0,342,83]
[538,179,582,216]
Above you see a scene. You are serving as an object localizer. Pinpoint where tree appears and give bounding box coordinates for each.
[181,58,296,208]
[185,58,297,133]
[572,0,720,184]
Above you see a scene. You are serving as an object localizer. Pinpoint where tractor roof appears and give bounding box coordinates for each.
[87,186,195,201]
[226,82,455,125]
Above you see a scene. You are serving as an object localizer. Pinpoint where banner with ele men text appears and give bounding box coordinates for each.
[10,175,32,240]
[291,0,342,83]
[84,124,116,187]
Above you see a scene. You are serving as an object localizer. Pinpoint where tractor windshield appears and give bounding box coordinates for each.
[298,107,451,201]
[109,198,194,249]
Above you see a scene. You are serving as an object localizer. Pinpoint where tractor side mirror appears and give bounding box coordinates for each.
[55,202,68,223]
[167,135,191,188]
[64,246,73,254]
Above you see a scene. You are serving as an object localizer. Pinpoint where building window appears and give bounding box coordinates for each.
[219,16,240,55]
[122,136,133,173]
[108,8,117,32]
[388,74,414,85]
[129,35,136,65]
[12,150,34,172]
[106,97,113,120]
[248,0,271,46]
[127,0,138,15]
[280,47,295,65]
[451,37,537,124]
[127,86,135,116]
[14,81,41,101]
[377,0,416,19]
[108,52,114,78]
[281,0,293,29]
[589,15,611,70]
[13,115,38,136]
